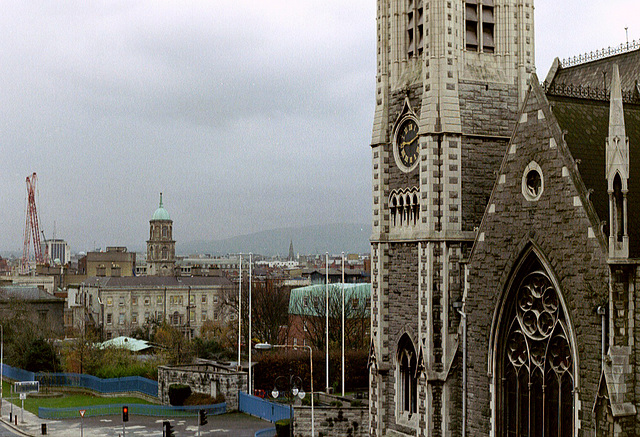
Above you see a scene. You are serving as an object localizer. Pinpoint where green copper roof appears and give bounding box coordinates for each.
[152,193,171,221]
[288,283,370,317]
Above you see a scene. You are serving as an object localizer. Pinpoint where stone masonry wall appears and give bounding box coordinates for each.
[294,406,368,437]
[157,364,247,411]
[465,85,609,436]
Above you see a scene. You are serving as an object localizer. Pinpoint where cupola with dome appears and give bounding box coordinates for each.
[146,193,175,276]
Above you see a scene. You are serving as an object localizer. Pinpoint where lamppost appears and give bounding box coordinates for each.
[271,374,304,437]
[255,343,314,437]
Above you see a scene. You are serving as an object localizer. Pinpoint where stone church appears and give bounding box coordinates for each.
[368,1,640,436]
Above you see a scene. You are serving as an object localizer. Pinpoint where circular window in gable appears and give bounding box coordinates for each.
[522,161,544,201]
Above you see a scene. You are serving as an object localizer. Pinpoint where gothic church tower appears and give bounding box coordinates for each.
[147,193,176,276]
[369,1,534,436]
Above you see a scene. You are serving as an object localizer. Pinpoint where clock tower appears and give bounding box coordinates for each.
[147,193,176,277]
[369,0,535,436]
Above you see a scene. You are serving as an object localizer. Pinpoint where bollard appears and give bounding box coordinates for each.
[41,423,47,435]
[9,412,11,421]
[15,416,17,425]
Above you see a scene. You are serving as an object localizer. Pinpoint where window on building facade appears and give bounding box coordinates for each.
[189,310,195,322]
[119,297,124,306]
[190,295,195,305]
[144,311,150,322]
[132,296,138,306]
[119,313,125,325]
[406,0,424,57]
[465,0,494,53]
[132,312,138,324]
[144,296,150,306]
[107,297,113,306]
[170,296,175,305]
[157,296,163,304]
[201,310,207,321]
[397,334,418,416]
[202,295,207,304]
[390,188,420,228]
[106,313,112,325]
[500,266,574,436]
[162,226,168,237]
[162,247,168,260]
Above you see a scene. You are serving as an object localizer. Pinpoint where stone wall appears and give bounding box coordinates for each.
[465,83,610,435]
[293,405,367,437]
[157,363,247,411]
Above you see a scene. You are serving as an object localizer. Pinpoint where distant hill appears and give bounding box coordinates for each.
[181,223,371,256]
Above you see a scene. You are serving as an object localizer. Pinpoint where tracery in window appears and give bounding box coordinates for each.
[389,187,420,228]
[501,268,574,437]
[397,334,418,416]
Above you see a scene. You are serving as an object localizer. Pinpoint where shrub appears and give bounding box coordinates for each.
[275,419,290,437]
[168,384,192,406]
[184,392,225,405]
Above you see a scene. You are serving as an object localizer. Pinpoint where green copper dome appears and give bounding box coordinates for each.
[152,193,171,221]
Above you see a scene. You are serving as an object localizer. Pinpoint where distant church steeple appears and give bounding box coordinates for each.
[288,240,295,261]
[606,64,629,258]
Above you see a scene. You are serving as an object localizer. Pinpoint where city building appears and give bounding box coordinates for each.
[78,275,234,340]
[43,239,70,265]
[78,247,136,277]
[369,1,640,436]
[0,285,65,336]
[146,193,176,276]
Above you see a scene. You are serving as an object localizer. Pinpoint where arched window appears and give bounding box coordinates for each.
[500,267,574,436]
[162,226,168,238]
[397,334,417,417]
[613,173,624,242]
[412,193,419,225]
[391,195,398,227]
[162,247,168,260]
[398,196,405,226]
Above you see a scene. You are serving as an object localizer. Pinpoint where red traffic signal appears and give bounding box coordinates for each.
[122,406,129,422]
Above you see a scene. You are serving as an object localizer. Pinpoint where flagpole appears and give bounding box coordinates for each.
[341,251,345,397]
[325,252,329,393]
[248,253,253,395]
[237,254,242,372]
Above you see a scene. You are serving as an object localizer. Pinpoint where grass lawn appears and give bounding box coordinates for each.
[2,380,153,415]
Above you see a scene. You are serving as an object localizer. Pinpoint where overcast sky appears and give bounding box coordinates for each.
[0,1,637,254]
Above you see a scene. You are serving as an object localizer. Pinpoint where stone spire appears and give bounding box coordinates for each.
[606,64,629,258]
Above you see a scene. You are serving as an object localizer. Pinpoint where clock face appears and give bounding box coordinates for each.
[396,119,419,169]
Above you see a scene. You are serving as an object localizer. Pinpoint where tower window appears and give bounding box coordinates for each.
[397,334,418,417]
[465,0,494,53]
[407,0,424,57]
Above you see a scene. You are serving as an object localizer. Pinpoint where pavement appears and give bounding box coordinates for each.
[0,399,273,437]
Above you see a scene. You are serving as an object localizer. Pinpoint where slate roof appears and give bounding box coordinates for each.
[548,93,640,256]
[85,275,232,288]
[551,48,640,94]
[0,286,64,301]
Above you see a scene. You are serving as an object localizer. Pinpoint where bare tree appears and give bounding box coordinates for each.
[220,277,291,352]
[289,284,369,351]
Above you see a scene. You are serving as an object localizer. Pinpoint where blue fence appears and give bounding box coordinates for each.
[255,427,277,437]
[239,392,291,423]
[36,373,158,398]
[39,402,226,420]
[1,364,35,382]
[1,364,158,398]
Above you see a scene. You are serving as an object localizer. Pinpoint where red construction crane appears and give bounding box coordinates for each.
[21,172,44,272]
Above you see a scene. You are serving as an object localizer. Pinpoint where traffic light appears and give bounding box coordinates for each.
[199,409,208,426]
[122,406,129,422]
[163,420,175,437]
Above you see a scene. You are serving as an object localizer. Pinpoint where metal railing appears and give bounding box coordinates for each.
[38,403,226,420]
[1,364,158,398]
[561,40,640,68]
[541,81,640,104]
[36,373,158,398]
[238,392,291,423]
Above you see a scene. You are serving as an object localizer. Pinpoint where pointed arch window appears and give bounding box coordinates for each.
[500,269,574,437]
[397,334,418,417]
[613,173,624,243]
